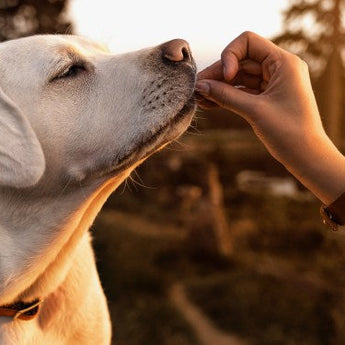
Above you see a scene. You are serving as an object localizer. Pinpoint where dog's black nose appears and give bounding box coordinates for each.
[161,39,192,63]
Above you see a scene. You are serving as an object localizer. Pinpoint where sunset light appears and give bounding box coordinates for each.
[70,0,287,68]
[2,1,345,345]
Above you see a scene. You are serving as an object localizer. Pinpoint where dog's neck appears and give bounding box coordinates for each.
[0,169,131,306]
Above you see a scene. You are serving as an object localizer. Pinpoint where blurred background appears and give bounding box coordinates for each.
[2,0,345,344]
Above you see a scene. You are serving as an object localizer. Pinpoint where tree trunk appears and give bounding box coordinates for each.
[317,49,344,147]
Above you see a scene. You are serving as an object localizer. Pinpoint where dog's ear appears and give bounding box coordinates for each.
[0,88,45,188]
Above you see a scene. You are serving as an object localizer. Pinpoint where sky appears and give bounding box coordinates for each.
[70,0,288,69]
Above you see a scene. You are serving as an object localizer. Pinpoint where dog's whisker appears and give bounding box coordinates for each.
[120,177,132,194]
[132,169,146,186]
[186,124,203,136]
[129,171,155,190]
[59,176,72,197]
[126,175,140,192]
[165,139,191,152]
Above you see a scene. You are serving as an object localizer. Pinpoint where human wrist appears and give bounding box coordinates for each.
[283,129,345,205]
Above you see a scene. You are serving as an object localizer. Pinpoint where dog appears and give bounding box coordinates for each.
[0,35,196,344]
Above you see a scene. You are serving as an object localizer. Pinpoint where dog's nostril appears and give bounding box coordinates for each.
[161,39,192,63]
[181,47,190,61]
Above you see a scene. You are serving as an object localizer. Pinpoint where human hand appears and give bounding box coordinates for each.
[196,32,345,204]
[197,31,324,161]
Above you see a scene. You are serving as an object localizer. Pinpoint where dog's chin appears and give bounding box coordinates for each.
[102,97,196,178]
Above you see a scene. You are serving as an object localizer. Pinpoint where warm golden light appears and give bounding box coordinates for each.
[70,0,287,69]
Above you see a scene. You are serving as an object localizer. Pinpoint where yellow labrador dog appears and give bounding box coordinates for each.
[0,35,196,344]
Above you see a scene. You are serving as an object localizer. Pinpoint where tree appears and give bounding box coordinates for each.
[0,0,72,42]
[274,0,345,147]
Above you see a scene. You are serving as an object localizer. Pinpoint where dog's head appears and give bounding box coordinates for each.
[0,35,196,189]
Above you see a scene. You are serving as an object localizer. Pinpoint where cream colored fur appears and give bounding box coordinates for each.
[0,35,196,344]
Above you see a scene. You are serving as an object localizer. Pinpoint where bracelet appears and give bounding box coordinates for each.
[320,191,345,232]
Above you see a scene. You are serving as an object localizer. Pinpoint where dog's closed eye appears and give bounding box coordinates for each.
[59,64,86,78]
[51,63,86,81]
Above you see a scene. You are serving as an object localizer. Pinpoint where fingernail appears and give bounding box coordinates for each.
[196,81,210,96]
[223,65,231,81]
[223,65,228,76]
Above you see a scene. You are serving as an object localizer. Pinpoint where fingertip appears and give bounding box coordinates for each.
[197,70,208,80]
[197,99,219,110]
[196,78,256,118]
[197,60,223,81]
[195,80,210,96]
[222,54,238,82]
[223,65,232,82]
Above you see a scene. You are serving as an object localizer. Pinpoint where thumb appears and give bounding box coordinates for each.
[196,79,257,120]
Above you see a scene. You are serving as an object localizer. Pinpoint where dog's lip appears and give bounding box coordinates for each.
[102,95,196,177]
[121,96,195,164]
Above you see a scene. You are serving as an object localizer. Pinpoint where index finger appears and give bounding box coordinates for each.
[222,31,280,81]
[197,60,223,81]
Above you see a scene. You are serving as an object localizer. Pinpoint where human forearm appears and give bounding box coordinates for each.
[279,130,345,205]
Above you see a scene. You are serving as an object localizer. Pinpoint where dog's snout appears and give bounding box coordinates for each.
[161,39,192,63]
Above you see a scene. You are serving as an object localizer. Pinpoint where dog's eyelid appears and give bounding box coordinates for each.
[49,60,89,82]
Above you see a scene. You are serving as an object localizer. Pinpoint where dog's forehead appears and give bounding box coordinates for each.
[58,35,110,54]
[0,35,111,90]
[0,35,109,60]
